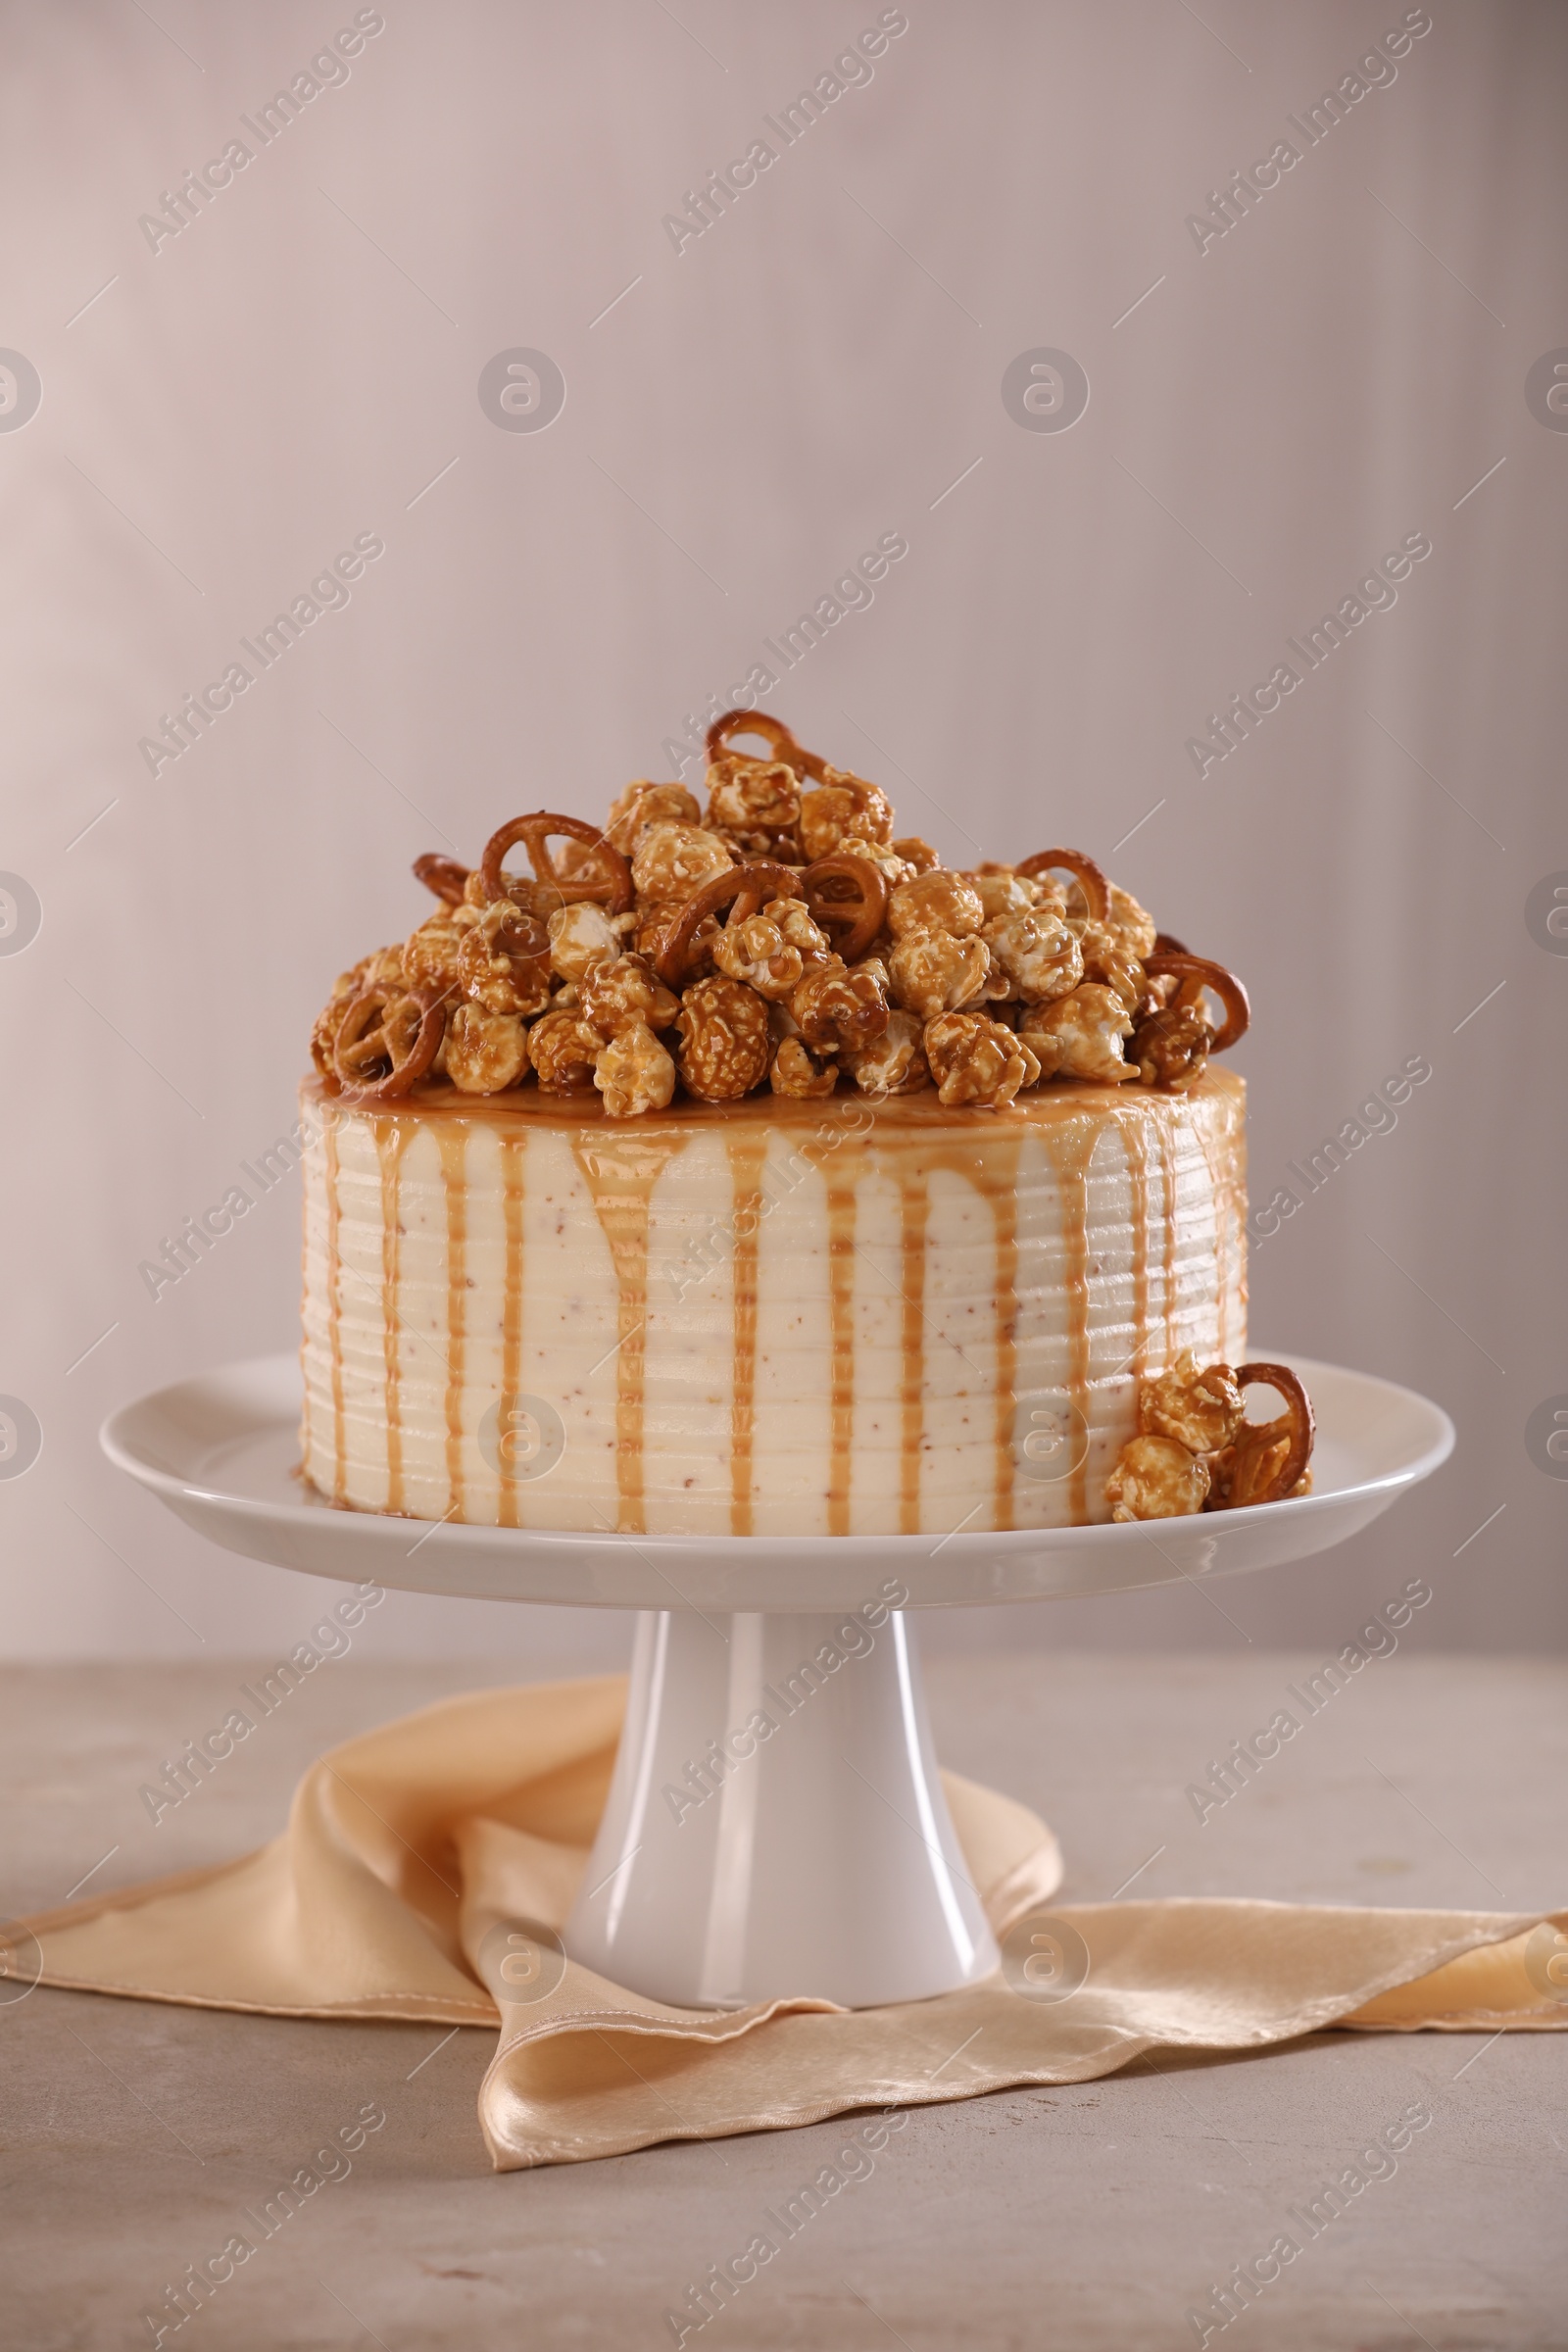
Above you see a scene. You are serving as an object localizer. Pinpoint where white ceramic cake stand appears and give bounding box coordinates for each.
[102,1351,1451,2012]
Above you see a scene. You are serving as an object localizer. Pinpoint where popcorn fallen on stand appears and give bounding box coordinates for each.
[1105,1354,1316,1519]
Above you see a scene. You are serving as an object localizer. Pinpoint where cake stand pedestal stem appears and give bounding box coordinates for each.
[564,1608,1000,2011]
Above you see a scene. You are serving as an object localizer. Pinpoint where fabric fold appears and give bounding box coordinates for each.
[14,1674,1564,2169]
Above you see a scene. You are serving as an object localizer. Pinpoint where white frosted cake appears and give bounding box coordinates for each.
[302,710,1307,1535]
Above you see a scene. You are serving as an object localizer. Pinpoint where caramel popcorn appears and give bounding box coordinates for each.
[923,1013,1042,1110]
[631,821,734,905]
[528,1009,604,1094]
[887,869,985,941]
[799,772,895,858]
[578,952,679,1038]
[1104,1434,1210,1521]
[547,901,621,983]
[982,906,1083,1004]
[887,928,991,1020]
[606,780,700,855]
[770,1034,839,1098]
[790,956,891,1053]
[705,757,801,836]
[595,1019,676,1118]
[445,1004,529,1095]
[1019,984,1134,1084]
[844,1008,929,1097]
[1139,1350,1246,1454]
[317,712,1253,1115]
[675,976,772,1101]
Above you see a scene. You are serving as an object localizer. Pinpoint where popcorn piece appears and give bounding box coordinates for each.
[631,821,735,905]
[606,780,700,855]
[403,908,474,995]
[714,909,808,1001]
[1079,921,1147,1015]
[1131,999,1212,1092]
[892,836,942,874]
[887,869,985,941]
[1104,1433,1210,1521]
[790,956,891,1053]
[923,1012,1042,1109]
[578,951,679,1037]
[966,867,1043,922]
[595,1019,676,1118]
[547,901,621,983]
[445,1004,529,1095]
[845,1008,929,1097]
[983,906,1083,1004]
[799,771,895,858]
[1103,882,1157,962]
[675,976,772,1101]
[705,757,801,836]
[1019,984,1134,1084]
[887,928,991,1020]
[527,1010,605,1094]
[838,833,914,888]
[1138,1350,1246,1454]
[770,1034,838,1099]
[453,903,553,1017]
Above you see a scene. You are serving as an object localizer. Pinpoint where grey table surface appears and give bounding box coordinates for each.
[3,1650,1565,2352]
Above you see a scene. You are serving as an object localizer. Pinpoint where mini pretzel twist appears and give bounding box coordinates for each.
[1209,1362,1315,1508]
[653,859,805,989]
[705,708,827,781]
[330,982,448,1100]
[479,810,634,913]
[801,852,889,963]
[1142,952,1250,1053]
[412,854,469,906]
[1015,848,1110,926]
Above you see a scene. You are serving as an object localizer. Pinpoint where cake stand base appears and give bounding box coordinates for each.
[564,1608,996,2010]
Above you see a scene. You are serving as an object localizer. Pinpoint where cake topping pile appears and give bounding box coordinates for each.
[1106,1356,1316,1519]
[313,711,1251,1116]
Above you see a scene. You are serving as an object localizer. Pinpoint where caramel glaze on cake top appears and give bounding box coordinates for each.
[300,1067,1247,1538]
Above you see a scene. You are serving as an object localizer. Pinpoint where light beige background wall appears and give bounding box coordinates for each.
[1,0,1563,1665]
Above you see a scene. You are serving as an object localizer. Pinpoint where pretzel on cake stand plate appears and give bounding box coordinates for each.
[1206,1363,1316,1508]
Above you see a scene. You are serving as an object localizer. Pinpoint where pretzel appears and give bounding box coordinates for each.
[653,859,804,989]
[1016,848,1109,925]
[801,852,889,963]
[330,982,448,1099]
[1142,952,1250,1053]
[706,708,826,781]
[412,853,469,906]
[1152,930,1190,956]
[1208,1362,1315,1508]
[479,811,633,913]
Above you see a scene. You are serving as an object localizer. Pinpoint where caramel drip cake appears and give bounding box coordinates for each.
[303,710,1313,1534]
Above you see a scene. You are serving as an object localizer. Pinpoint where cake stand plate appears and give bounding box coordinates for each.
[101,1353,1452,2011]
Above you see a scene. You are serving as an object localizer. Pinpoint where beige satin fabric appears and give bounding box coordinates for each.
[18,1678,1565,2170]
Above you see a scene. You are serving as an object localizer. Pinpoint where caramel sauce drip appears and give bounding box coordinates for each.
[990,1133,1023,1534]
[566,1129,686,1534]
[1123,1108,1151,1378]
[372,1117,411,1516]
[435,1125,469,1518]
[898,1171,929,1537]
[725,1132,769,1539]
[499,1129,527,1529]
[1159,1119,1179,1365]
[1038,1110,1103,1525]
[323,1107,347,1504]
[823,1165,858,1537]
